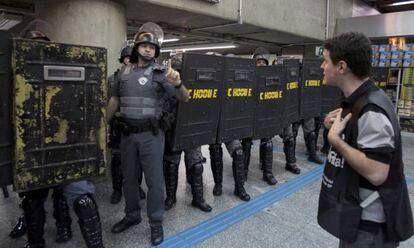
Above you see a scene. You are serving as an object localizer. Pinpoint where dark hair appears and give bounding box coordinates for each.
[324,32,372,79]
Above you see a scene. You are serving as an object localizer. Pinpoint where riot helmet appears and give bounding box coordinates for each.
[119,45,132,64]
[252,47,270,66]
[20,19,53,42]
[132,22,164,60]
[22,30,50,41]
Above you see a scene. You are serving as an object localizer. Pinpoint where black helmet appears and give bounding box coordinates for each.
[20,19,53,41]
[133,22,164,58]
[252,47,270,65]
[23,30,50,41]
[119,46,132,63]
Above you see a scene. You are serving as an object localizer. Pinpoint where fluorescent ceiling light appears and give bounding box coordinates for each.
[0,11,23,30]
[163,38,179,43]
[387,1,414,6]
[161,45,237,53]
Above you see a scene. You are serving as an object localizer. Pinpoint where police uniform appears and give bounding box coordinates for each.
[108,67,145,204]
[111,60,178,229]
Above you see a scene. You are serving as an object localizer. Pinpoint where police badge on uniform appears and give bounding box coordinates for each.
[138,76,148,85]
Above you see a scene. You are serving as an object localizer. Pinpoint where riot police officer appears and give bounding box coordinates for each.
[241,48,277,185]
[163,53,212,212]
[18,30,104,248]
[107,22,189,246]
[108,45,146,204]
[206,53,250,202]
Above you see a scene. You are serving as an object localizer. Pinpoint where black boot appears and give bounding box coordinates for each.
[190,163,212,212]
[241,138,252,180]
[163,160,179,210]
[73,194,104,248]
[305,132,323,164]
[320,128,330,154]
[9,215,26,239]
[110,153,123,204]
[209,144,223,196]
[232,149,250,201]
[185,165,192,184]
[261,139,277,185]
[284,137,300,174]
[52,188,72,243]
[314,116,322,151]
[259,143,264,171]
[22,198,46,248]
[151,225,164,246]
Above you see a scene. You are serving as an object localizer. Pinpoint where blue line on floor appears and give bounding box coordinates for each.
[156,164,324,248]
[406,176,414,184]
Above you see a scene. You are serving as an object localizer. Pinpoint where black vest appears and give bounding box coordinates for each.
[317,82,413,242]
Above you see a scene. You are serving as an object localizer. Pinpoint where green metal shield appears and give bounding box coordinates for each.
[12,38,107,192]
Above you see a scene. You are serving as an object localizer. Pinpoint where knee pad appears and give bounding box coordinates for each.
[191,162,203,174]
[232,148,244,160]
[73,194,98,219]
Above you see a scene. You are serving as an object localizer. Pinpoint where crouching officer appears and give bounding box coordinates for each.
[17,29,104,248]
[106,22,189,246]
[108,45,146,204]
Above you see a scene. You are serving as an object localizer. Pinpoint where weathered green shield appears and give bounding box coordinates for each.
[0,31,13,187]
[12,38,107,192]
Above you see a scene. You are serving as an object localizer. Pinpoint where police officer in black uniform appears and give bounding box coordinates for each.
[163,53,212,212]
[207,53,250,202]
[108,46,146,204]
[242,48,277,185]
[107,22,189,246]
[17,30,104,248]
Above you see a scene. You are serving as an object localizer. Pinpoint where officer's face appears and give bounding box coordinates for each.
[321,50,339,86]
[123,56,130,65]
[138,43,156,58]
[256,59,267,67]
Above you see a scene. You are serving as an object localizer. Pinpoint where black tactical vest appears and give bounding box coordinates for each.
[118,63,166,123]
[317,81,413,242]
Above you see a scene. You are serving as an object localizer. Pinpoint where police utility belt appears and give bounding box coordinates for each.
[115,117,160,136]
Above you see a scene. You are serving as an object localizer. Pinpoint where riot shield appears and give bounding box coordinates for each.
[299,59,323,120]
[371,67,388,89]
[253,65,286,139]
[282,59,301,126]
[11,38,107,192]
[217,56,256,143]
[320,82,342,114]
[0,31,13,187]
[172,53,223,150]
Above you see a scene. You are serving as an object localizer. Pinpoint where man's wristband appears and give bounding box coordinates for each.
[174,80,183,89]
